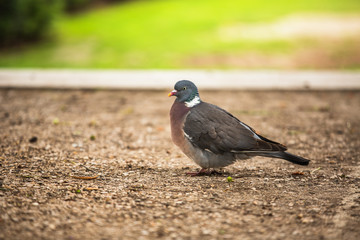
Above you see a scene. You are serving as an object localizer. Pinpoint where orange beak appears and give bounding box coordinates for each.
[168,90,177,97]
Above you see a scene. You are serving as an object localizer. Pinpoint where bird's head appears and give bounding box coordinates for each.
[168,80,201,107]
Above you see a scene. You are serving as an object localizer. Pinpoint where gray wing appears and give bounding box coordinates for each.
[183,102,287,154]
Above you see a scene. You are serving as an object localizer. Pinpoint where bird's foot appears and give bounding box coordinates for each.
[186,168,222,177]
[186,168,209,176]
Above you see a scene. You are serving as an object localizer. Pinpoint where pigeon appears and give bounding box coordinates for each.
[168,80,310,176]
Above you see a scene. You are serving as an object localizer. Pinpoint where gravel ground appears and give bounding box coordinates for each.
[0,89,359,240]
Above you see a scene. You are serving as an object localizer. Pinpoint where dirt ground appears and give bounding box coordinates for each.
[0,88,359,240]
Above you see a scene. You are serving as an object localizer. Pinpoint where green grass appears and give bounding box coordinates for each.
[0,0,360,69]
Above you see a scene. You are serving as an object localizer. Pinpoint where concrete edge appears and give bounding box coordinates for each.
[0,69,359,90]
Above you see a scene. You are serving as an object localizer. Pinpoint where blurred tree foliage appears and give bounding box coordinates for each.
[0,0,61,47]
[0,0,130,48]
[64,0,93,12]
[64,0,130,12]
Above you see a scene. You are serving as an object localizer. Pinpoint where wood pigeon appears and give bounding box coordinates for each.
[168,80,310,175]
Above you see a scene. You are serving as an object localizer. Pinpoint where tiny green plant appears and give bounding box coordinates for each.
[89,120,97,127]
[52,118,60,125]
[227,176,233,182]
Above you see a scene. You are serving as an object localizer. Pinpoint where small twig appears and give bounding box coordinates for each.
[20,175,34,178]
[81,164,97,173]
[84,187,98,191]
[72,175,98,180]
[311,167,321,174]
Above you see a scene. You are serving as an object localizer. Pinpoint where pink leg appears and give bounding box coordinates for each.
[186,168,208,176]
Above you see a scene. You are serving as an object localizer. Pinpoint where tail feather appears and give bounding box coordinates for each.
[268,151,310,165]
[252,151,310,165]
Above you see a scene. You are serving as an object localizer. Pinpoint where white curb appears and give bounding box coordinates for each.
[0,69,359,90]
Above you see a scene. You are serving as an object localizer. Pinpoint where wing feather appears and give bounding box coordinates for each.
[183,102,287,154]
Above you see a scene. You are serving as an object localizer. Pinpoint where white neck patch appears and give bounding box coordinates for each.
[185,96,201,107]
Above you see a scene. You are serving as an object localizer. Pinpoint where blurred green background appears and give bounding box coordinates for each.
[0,0,359,69]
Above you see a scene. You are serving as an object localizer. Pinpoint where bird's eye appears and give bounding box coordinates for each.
[183,87,187,90]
